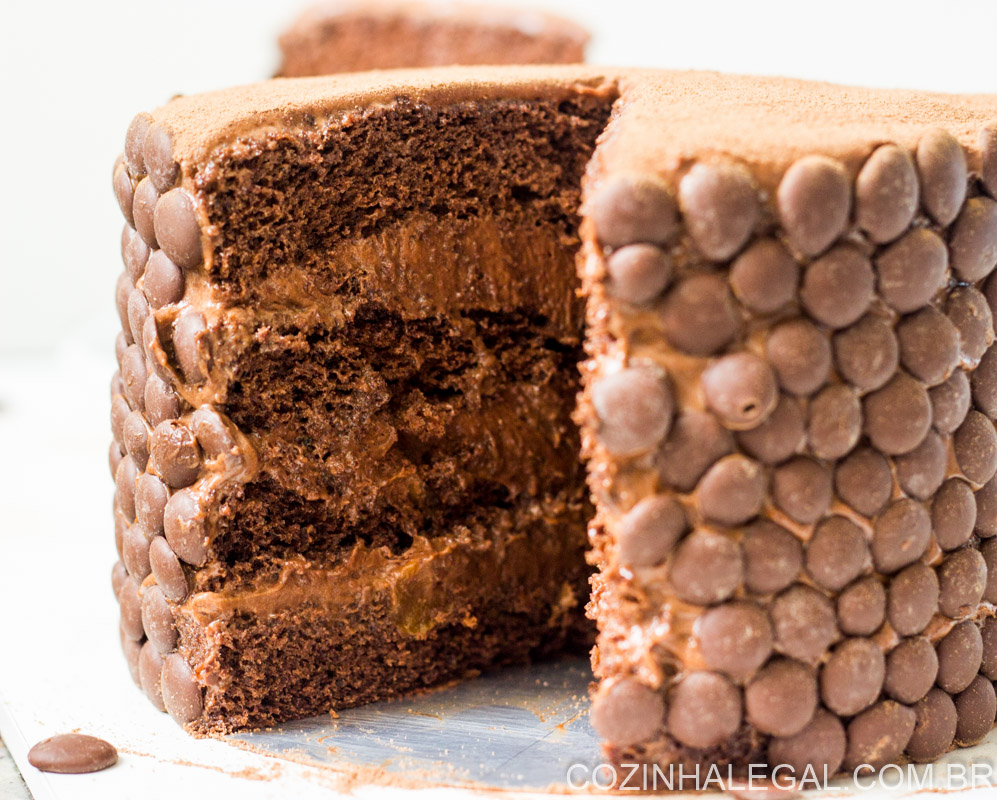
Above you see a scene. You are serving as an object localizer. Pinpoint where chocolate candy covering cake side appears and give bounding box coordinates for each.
[580,122,997,776]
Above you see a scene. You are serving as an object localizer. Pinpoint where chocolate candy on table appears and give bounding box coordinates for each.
[936,620,984,694]
[592,366,673,456]
[588,677,664,746]
[617,495,686,567]
[666,671,742,749]
[884,636,938,704]
[907,689,958,763]
[745,657,817,737]
[27,734,117,774]
[678,161,759,261]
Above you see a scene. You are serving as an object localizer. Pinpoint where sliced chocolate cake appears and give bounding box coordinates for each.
[277,1,589,77]
[109,64,997,775]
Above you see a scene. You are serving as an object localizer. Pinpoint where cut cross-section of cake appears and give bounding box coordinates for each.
[109,64,997,777]
[111,66,616,733]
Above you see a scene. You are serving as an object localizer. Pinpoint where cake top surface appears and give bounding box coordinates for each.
[151,65,997,181]
[282,0,590,41]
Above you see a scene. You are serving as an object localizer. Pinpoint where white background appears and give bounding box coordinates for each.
[1,0,997,355]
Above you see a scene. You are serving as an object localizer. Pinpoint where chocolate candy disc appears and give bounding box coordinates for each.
[696,454,767,526]
[588,678,664,746]
[820,638,885,717]
[741,520,803,595]
[678,161,759,261]
[144,250,186,309]
[153,192,201,274]
[164,488,209,566]
[844,701,916,772]
[916,128,967,227]
[872,499,931,574]
[124,112,152,177]
[897,307,960,387]
[161,653,203,725]
[696,601,773,682]
[729,238,798,314]
[777,155,851,257]
[745,658,817,737]
[837,577,886,637]
[950,197,997,283]
[800,245,875,329]
[855,143,918,244]
[884,636,938,704]
[954,410,997,485]
[833,314,899,392]
[606,243,672,305]
[666,671,742,749]
[150,420,201,489]
[806,516,869,592]
[655,409,733,491]
[875,228,948,315]
[930,370,971,434]
[863,372,932,456]
[702,353,778,431]
[617,495,687,568]
[139,642,167,712]
[887,564,939,636]
[806,385,862,460]
[590,173,678,249]
[937,548,987,619]
[736,394,805,465]
[767,708,846,778]
[142,584,178,654]
[668,530,742,606]
[659,273,740,356]
[947,286,994,363]
[772,457,832,524]
[144,121,180,193]
[770,584,837,665]
[27,734,118,775]
[932,478,977,551]
[954,674,997,745]
[907,689,957,763]
[936,620,983,694]
[149,536,190,603]
[592,367,673,456]
[835,447,893,517]
[894,430,947,501]
[765,318,831,396]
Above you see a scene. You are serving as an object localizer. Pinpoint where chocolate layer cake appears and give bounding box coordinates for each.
[277,1,588,77]
[109,65,997,775]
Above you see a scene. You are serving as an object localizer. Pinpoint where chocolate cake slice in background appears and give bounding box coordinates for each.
[277,0,589,77]
[579,72,997,776]
[110,66,615,733]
